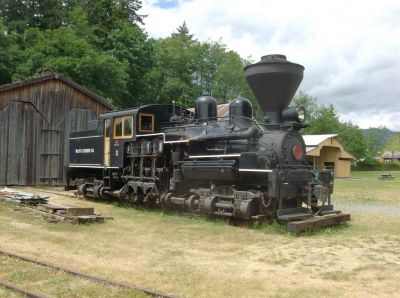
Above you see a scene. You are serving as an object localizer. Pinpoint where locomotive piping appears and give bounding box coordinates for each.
[238,169,273,172]
[195,126,259,142]
[188,154,241,159]
[69,135,102,140]
[136,132,190,143]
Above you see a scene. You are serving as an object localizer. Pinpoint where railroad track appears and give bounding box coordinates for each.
[0,280,48,298]
[0,249,177,298]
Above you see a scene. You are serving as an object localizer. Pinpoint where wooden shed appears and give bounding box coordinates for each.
[303,134,355,178]
[0,72,113,186]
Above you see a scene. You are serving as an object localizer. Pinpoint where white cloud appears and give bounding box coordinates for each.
[141,0,400,130]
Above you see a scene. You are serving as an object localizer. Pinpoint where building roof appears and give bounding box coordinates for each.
[187,103,230,118]
[303,134,338,151]
[0,72,114,110]
[302,134,355,160]
[382,151,400,159]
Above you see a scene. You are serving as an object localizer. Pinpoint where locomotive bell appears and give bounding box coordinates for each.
[244,54,304,124]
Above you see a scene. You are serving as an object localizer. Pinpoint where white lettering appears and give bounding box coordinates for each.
[75,148,95,154]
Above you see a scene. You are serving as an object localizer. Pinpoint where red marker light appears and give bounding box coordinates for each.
[292,144,303,160]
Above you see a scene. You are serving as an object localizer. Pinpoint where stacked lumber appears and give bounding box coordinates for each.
[1,187,108,223]
[0,187,49,205]
[36,203,105,223]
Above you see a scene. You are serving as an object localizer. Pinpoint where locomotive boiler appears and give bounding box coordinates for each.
[66,54,350,232]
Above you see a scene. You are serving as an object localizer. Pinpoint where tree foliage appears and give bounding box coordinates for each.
[293,92,367,160]
[0,4,252,109]
[0,0,149,105]
[382,133,400,152]
[0,2,376,162]
[143,23,254,108]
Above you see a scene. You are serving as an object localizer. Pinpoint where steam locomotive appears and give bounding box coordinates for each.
[66,54,350,231]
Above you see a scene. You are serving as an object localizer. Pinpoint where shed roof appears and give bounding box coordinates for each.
[303,134,338,148]
[187,103,230,118]
[382,151,400,159]
[302,134,355,160]
[0,72,114,110]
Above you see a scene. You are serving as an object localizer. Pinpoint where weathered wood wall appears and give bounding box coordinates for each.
[0,78,111,185]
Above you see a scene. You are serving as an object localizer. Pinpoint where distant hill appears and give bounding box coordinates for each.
[362,127,397,148]
[382,133,400,151]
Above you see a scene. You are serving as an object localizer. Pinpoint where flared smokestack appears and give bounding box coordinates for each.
[244,54,304,124]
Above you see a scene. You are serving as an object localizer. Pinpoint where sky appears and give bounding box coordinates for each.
[140,0,400,131]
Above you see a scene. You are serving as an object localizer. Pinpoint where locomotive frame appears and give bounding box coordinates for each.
[66,54,350,231]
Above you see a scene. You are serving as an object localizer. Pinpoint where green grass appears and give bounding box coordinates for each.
[334,171,400,204]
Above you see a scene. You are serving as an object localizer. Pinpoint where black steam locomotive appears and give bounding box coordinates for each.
[67,54,349,231]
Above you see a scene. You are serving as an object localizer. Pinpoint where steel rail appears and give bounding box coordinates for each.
[0,280,49,298]
[0,249,177,298]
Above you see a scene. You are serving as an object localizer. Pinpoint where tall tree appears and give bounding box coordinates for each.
[0,0,73,33]
[0,21,15,84]
[144,23,198,106]
[106,22,154,107]
[293,91,319,122]
[293,91,368,159]
[337,121,367,160]
[13,27,128,104]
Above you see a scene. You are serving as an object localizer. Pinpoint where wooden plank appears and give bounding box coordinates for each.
[65,207,94,216]
[287,213,350,233]
[37,203,94,216]
[75,215,105,223]
[37,203,67,213]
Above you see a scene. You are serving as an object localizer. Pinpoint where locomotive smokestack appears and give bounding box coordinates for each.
[244,54,304,124]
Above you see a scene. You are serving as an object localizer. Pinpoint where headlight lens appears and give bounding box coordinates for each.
[297,107,305,122]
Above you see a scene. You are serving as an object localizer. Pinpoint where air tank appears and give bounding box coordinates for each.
[244,54,304,124]
[195,96,217,122]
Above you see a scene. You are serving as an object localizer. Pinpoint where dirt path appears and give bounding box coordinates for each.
[337,202,400,216]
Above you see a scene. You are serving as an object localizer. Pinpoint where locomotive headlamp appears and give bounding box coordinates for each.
[281,106,306,123]
[297,106,305,122]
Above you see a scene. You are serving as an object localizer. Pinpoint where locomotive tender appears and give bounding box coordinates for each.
[67,54,350,231]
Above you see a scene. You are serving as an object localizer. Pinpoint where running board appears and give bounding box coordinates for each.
[287,213,351,233]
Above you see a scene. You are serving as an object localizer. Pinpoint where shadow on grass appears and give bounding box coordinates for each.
[74,195,351,236]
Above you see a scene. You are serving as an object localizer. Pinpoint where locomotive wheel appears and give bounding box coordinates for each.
[127,188,137,204]
[119,185,136,204]
[136,189,144,205]
[185,194,198,211]
[144,189,157,208]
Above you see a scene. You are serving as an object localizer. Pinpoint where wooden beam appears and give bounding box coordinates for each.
[287,213,350,233]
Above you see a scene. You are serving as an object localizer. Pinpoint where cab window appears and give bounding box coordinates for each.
[114,117,123,137]
[124,117,132,136]
[113,116,133,138]
[139,113,154,133]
